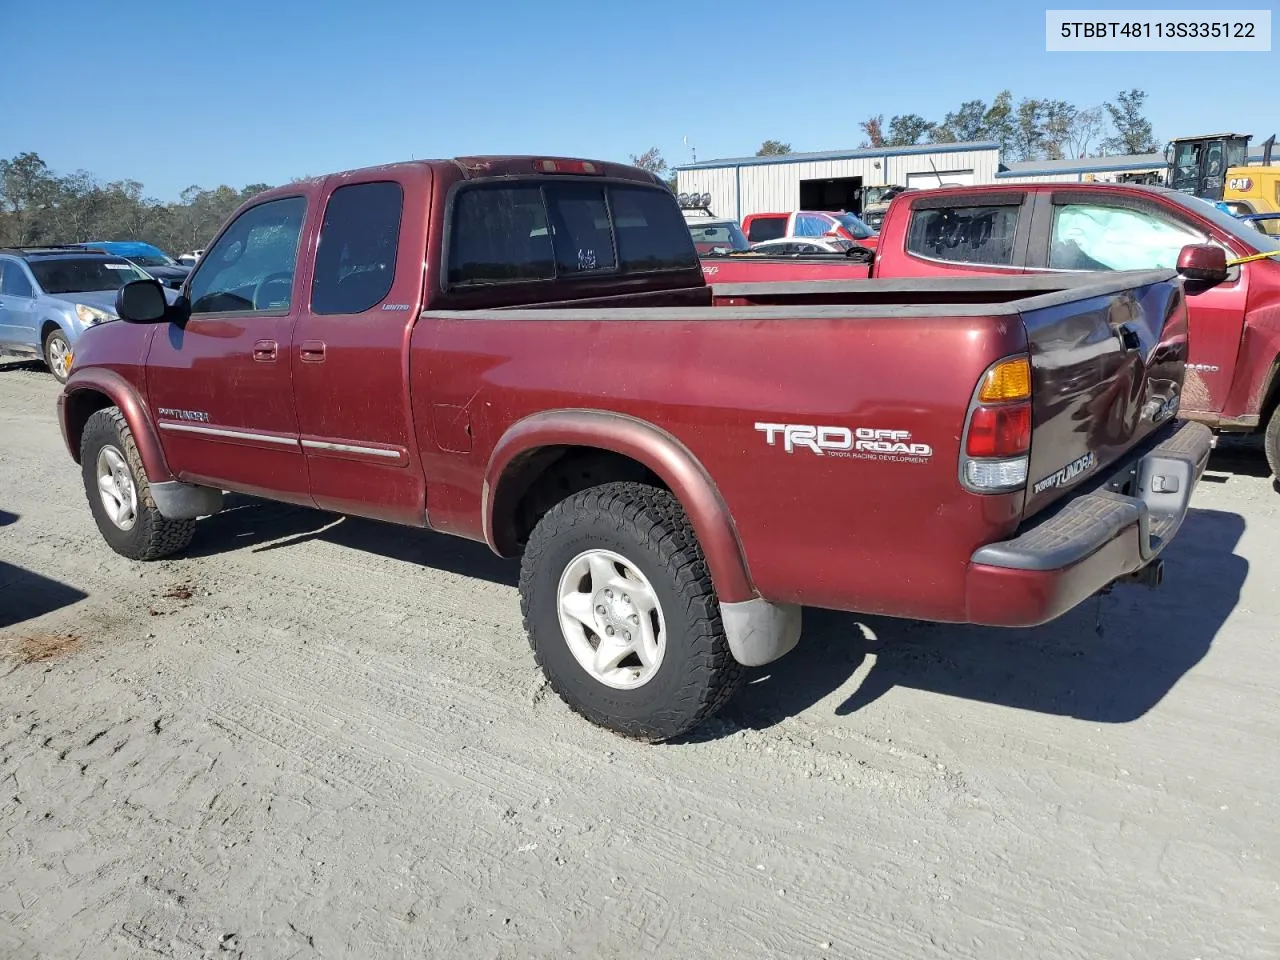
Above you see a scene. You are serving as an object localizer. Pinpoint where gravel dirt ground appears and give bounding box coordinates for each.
[1,361,1278,960]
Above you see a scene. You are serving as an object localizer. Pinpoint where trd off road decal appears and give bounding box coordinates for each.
[755,422,933,464]
[1032,451,1097,494]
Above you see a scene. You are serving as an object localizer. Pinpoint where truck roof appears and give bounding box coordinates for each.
[248,155,668,205]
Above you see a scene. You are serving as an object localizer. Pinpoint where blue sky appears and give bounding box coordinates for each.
[7,0,1274,200]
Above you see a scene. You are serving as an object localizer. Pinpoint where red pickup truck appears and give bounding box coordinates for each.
[56,157,1212,741]
[709,183,1280,476]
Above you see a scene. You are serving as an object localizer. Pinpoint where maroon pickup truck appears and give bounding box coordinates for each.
[711,183,1280,477]
[57,156,1212,741]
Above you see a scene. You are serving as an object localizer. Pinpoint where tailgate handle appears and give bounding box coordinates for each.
[252,339,278,361]
[300,340,326,362]
[1115,323,1142,352]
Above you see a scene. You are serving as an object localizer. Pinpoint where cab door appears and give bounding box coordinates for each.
[0,259,39,349]
[1028,190,1248,416]
[290,173,428,526]
[145,194,315,504]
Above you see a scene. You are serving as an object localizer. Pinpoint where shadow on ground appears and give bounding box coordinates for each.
[0,511,90,628]
[704,507,1248,736]
[185,494,518,587]
[178,496,1246,737]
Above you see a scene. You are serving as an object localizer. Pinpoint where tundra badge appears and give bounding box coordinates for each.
[1032,451,1097,494]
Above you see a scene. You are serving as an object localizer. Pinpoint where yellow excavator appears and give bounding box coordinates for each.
[1165,132,1280,235]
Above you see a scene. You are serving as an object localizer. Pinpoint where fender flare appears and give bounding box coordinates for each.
[483,408,756,604]
[59,367,173,482]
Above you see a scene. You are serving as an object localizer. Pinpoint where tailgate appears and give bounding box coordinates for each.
[1020,271,1189,520]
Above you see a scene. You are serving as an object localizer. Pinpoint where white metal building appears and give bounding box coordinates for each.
[674,141,1001,222]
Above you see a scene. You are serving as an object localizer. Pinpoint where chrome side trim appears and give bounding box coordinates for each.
[157,421,299,447]
[300,439,402,459]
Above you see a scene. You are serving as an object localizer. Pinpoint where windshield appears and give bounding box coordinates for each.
[835,213,876,239]
[30,257,150,294]
[688,221,751,253]
[127,254,176,267]
[1164,192,1280,255]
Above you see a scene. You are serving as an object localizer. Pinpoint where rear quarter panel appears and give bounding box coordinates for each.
[411,309,1028,620]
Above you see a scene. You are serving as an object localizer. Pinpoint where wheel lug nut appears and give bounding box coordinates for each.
[596,605,606,615]
[622,595,630,604]
[623,631,631,642]
[605,626,615,636]
[605,590,613,599]
[630,614,639,624]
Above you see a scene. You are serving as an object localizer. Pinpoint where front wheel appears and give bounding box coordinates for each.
[1265,405,1280,481]
[43,328,72,383]
[519,481,744,741]
[80,407,195,560]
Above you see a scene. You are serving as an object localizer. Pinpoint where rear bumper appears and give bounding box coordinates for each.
[964,419,1213,627]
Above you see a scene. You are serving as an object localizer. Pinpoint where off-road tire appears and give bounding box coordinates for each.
[1265,404,1280,480]
[80,407,195,560]
[519,481,745,741]
[42,328,71,384]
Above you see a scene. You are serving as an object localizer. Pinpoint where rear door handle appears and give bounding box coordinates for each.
[253,339,278,361]
[300,340,326,363]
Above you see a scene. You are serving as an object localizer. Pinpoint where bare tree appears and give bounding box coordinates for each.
[859,115,886,148]
[629,147,668,176]
[1065,106,1105,158]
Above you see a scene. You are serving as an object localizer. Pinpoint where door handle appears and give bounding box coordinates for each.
[1115,323,1142,352]
[299,340,326,363]
[253,339,278,361]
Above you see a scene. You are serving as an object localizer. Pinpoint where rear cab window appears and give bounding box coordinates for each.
[746,215,787,242]
[906,202,1021,267]
[447,180,698,287]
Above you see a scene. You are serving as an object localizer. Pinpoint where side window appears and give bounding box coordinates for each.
[311,181,404,315]
[1,261,34,297]
[187,196,307,315]
[1049,203,1205,271]
[795,214,828,237]
[747,216,786,242]
[907,204,1020,266]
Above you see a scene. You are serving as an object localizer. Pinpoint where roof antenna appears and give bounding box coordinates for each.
[930,159,944,188]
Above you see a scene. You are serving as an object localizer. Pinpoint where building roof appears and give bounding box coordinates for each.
[994,143,1276,178]
[995,154,1167,177]
[674,140,1000,172]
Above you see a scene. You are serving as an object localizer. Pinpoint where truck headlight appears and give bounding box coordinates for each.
[75,304,115,325]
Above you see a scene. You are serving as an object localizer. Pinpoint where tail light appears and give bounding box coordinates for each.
[961,356,1032,493]
[535,159,602,175]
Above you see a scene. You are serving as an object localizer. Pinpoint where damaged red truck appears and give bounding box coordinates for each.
[57,156,1212,740]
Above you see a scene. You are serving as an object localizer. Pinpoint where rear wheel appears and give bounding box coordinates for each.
[80,407,195,560]
[42,328,72,383]
[519,482,744,741]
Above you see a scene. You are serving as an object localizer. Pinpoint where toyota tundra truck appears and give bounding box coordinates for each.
[711,182,1280,479]
[56,156,1212,741]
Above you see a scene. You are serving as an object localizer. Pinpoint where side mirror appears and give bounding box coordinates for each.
[114,279,169,323]
[1176,243,1229,284]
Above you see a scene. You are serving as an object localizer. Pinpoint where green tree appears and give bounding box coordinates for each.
[885,114,934,146]
[755,139,792,157]
[1101,89,1156,154]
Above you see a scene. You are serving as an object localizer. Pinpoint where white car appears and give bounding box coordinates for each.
[176,249,204,266]
[748,236,856,255]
